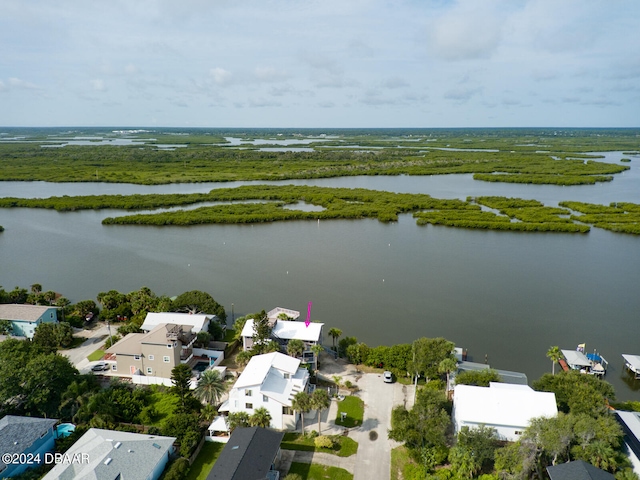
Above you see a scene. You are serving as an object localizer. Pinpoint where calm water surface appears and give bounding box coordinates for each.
[1,155,639,398]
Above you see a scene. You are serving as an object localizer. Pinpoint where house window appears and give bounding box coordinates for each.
[515,431,523,436]
[246,403,253,409]
[284,373,290,379]
[148,355,154,361]
[163,356,170,363]
[263,395,269,402]
[146,367,153,375]
[245,390,252,397]
[112,364,117,371]
[283,406,294,415]
[167,344,173,349]
[134,355,141,361]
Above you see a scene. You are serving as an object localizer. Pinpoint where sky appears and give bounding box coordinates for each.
[1,0,639,128]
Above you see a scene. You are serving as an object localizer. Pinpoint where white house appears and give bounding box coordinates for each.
[452,382,557,441]
[219,352,309,430]
[241,318,324,352]
[140,312,215,335]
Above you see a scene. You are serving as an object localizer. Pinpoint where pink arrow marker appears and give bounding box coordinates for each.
[305,301,312,327]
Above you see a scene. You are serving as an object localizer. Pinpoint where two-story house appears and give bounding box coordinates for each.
[140,312,216,335]
[0,304,60,339]
[106,323,196,379]
[219,352,309,430]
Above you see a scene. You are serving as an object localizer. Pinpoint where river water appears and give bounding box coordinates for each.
[1,151,639,399]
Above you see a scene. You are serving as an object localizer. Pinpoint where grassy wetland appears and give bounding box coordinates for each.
[0,128,633,186]
[1,128,639,234]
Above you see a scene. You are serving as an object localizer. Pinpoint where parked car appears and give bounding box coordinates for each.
[383,371,393,383]
[91,362,109,372]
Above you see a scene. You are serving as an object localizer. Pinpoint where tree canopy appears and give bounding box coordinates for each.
[171,290,226,322]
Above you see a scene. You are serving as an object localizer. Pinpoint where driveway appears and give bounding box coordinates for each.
[59,323,110,373]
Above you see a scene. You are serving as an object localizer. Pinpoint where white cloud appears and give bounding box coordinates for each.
[7,77,39,90]
[90,79,107,91]
[210,67,233,86]
[444,86,482,102]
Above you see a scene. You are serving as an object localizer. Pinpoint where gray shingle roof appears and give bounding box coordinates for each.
[547,460,615,480]
[0,304,59,322]
[0,415,58,470]
[42,428,176,480]
[207,427,284,480]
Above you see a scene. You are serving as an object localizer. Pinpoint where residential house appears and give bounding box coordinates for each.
[615,410,640,474]
[42,428,176,480]
[547,460,615,480]
[219,352,309,430]
[241,317,323,353]
[452,382,557,441]
[206,426,284,480]
[140,312,216,335]
[0,304,60,339]
[106,323,196,379]
[0,415,57,478]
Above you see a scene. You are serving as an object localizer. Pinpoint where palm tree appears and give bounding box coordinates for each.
[228,412,250,432]
[291,391,312,433]
[438,357,458,390]
[311,344,324,371]
[194,369,226,406]
[249,407,272,428]
[236,350,253,368]
[310,389,331,434]
[328,328,342,350]
[287,339,304,358]
[546,346,562,375]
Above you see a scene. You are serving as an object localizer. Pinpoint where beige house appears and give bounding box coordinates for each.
[106,323,196,379]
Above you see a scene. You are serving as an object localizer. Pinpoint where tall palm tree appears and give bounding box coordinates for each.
[328,328,342,350]
[438,357,458,390]
[287,339,304,358]
[546,346,562,375]
[311,389,331,434]
[291,391,312,433]
[249,407,272,428]
[194,369,226,406]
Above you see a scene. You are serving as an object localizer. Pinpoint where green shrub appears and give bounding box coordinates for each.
[163,458,190,480]
[314,435,335,449]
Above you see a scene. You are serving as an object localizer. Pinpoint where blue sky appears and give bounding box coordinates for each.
[1,0,639,127]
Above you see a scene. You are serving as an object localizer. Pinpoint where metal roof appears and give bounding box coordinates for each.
[561,350,592,367]
[622,354,640,372]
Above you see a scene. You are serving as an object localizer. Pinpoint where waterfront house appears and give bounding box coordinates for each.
[219,352,309,430]
[0,415,58,478]
[206,426,284,480]
[106,323,197,380]
[241,315,324,353]
[140,311,216,335]
[42,428,176,480]
[0,304,60,339]
[452,382,557,441]
[547,460,614,480]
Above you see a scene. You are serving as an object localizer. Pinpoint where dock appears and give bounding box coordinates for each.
[622,354,640,379]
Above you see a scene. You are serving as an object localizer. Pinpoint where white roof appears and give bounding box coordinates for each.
[241,319,323,343]
[561,349,592,367]
[454,382,557,429]
[617,411,640,441]
[208,416,229,433]
[42,428,175,480]
[141,312,213,334]
[267,307,300,320]
[622,354,640,372]
[235,352,301,389]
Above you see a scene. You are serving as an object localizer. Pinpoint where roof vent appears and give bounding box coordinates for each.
[152,443,161,449]
[232,446,239,450]
[104,458,112,465]
[114,442,122,449]
[128,449,133,453]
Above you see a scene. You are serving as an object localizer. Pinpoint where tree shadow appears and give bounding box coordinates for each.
[360,417,379,432]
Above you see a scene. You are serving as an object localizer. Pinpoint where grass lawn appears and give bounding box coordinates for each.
[287,462,353,480]
[146,386,180,428]
[281,433,358,457]
[87,348,105,361]
[391,445,413,480]
[335,396,364,428]
[185,441,224,480]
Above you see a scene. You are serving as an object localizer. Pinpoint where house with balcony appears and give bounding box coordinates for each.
[0,304,60,339]
[106,323,197,380]
[141,311,216,335]
[0,415,58,478]
[241,315,324,353]
[219,352,309,430]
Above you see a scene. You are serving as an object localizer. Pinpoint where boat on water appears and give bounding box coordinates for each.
[622,354,640,379]
[560,344,608,376]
